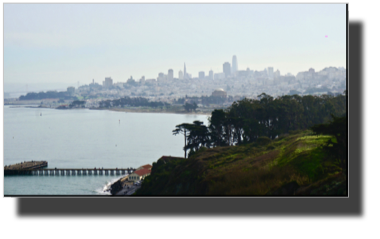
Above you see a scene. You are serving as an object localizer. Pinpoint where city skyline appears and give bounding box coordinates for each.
[4,3,346,88]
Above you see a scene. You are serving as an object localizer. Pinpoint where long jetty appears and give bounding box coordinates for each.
[4,161,136,176]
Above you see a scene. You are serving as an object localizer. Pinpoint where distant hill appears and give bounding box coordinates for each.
[19,91,76,100]
[135,130,346,196]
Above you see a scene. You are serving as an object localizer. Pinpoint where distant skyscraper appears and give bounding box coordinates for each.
[308,68,315,79]
[184,63,187,79]
[267,67,274,79]
[209,70,214,80]
[274,69,281,79]
[103,77,113,88]
[232,55,238,74]
[168,69,174,80]
[179,70,184,79]
[199,71,205,79]
[223,62,231,77]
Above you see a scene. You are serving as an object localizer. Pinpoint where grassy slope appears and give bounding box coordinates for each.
[135,130,346,196]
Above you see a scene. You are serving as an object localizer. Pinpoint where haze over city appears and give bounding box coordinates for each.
[4,3,346,94]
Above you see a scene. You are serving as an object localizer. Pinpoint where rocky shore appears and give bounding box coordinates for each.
[110,177,125,195]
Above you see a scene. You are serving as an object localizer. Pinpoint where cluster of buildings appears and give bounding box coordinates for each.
[63,55,346,107]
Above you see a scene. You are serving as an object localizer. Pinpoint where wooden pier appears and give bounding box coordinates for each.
[4,161,136,176]
[5,160,48,170]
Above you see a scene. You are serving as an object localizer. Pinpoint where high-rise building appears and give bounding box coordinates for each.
[67,86,75,94]
[223,62,231,77]
[179,70,184,79]
[232,55,238,74]
[267,67,274,79]
[103,77,113,88]
[199,71,205,79]
[168,69,174,81]
[274,69,281,79]
[184,63,187,79]
[157,72,166,82]
[209,70,214,80]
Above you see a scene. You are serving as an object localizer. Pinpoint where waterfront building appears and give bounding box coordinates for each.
[128,168,151,182]
[136,164,152,170]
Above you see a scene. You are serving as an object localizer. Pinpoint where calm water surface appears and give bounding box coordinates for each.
[4,106,209,195]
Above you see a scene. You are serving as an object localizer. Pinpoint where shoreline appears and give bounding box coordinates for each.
[5,104,213,116]
[96,107,212,116]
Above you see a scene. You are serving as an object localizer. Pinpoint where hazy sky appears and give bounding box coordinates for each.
[4,3,346,87]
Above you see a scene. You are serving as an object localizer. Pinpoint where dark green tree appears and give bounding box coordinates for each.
[311,115,347,170]
[173,123,193,158]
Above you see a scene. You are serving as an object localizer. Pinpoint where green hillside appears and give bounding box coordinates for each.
[135,130,346,196]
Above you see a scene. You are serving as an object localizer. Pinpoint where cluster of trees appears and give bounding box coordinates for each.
[311,115,347,170]
[19,91,75,100]
[174,95,235,106]
[173,92,346,158]
[184,102,198,112]
[98,97,170,109]
[69,100,86,108]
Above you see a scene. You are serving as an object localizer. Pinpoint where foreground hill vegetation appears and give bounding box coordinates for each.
[136,92,347,196]
[136,129,346,196]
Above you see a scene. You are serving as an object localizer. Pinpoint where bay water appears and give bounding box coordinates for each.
[3,106,209,195]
